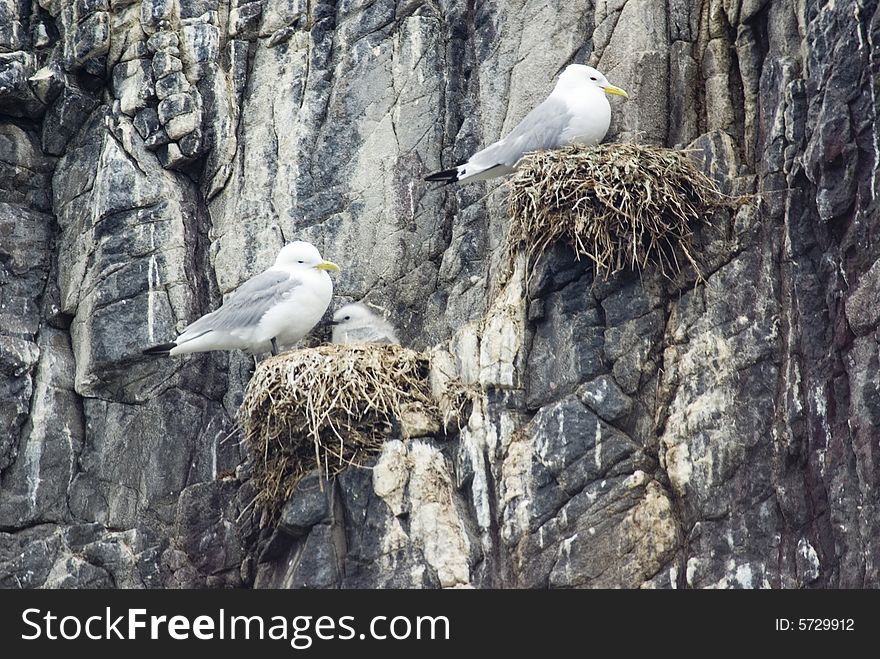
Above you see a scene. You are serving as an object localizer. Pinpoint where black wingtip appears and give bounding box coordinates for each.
[424,167,460,184]
[142,342,176,357]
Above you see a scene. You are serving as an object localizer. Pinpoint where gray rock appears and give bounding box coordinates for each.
[229,1,262,39]
[520,395,649,528]
[577,374,633,422]
[181,21,219,66]
[503,395,671,587]
[0,329,84,527]
[0,130,53,474]
[604,309,665,394]
[177,127,202,156]
[526,272,605,409]
[157,90,194,123]
[119,40,151,62]
[27,64,66,107]
[157,140,189,168]
[65,11,111,70]
[41,84,99,155]
[173,480,243,582]
[0,51,43,117]
[147,30,179,53]
[256,524,341,589]
[154,71,190,100]
[112,58,155,116]
[845,257,880,336]
[796,537,821,585]
[166,110,200,141]
[0,4,27,52]
[278,473,330,537]
[144,126,171,150]
[141,0,177,35]
[0,523,164,588]
[2,0,880,592]
[152,51,184,79]
[133,106,160,139]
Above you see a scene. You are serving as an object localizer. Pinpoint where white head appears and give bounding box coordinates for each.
[275,241,340,272]
[331,303,377,327]
[557,64,628,98]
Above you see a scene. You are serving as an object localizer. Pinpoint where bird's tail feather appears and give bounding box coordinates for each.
[142,342,176,356]
[424,166,460,184]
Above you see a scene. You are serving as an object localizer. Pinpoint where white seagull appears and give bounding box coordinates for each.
[425,64,628,185]
[143,241,339,356]
[330,303,400,345]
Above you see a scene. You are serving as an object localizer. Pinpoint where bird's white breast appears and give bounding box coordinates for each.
[255,268,333,348]
[559,88,611,146]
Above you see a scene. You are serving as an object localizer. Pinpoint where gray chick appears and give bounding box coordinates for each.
[330,303,400,345]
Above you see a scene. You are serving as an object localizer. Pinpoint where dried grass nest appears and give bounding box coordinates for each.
[506,143,745,281]
[239,344,470,525]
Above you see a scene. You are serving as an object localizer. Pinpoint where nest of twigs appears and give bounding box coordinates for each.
[239,344,469,525]
[506,144,743,281]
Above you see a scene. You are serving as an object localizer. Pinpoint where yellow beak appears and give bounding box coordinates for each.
[316,260,340,272]
[603,85,629,98]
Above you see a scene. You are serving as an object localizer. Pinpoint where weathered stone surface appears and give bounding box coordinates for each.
[0,0,28,52]
[112,58,154,116]
[140,0,177,35]
[27,65,66,107]
[0,51,43,117]
[845,257,880,336]
[156,139,187,168]
[119,40,150,63]
[278,473,330,537]
[0,123,54,211]
[146,30,178,52]
[62,9,111,70]
[0,523,162,588]
[156,90,193,123]
[229,1,262,39]
[0,125,54,476]
[577,374,633,422]
[166,111,200,141]
[151,50,183,78]
[180,21,219,66]
[176,126,202,156]
[3,0,880,591]
[0,329,84,527]
[133,106,160,139]
[41,84,100,155]
[172,480,243,585]
[526,272,605,409]
[154,70,189,100]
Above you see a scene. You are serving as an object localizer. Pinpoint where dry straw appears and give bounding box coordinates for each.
[506,144,743,281]
[239,344,468,525]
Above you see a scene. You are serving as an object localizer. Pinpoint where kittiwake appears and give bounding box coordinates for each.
[143,241,340,356]
[330,303,400,345]
[425,64,628,185]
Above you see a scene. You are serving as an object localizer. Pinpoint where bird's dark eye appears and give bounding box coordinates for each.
[344,316,350,320]
[298,260,304,263]
[590,76,598,81]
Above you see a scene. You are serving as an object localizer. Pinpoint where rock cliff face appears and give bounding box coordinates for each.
[1,0,879,588]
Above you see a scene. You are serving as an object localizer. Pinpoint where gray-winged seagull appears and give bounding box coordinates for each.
[425,64,628,184]
[143,241,340,356]
[330,303,400,345]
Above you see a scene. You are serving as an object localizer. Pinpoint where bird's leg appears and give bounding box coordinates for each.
[271,337,279,356]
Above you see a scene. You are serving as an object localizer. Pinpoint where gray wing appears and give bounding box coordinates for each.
[179,270,301,340]
[469,96,573,168]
